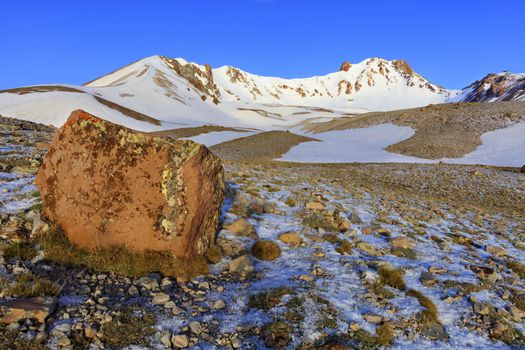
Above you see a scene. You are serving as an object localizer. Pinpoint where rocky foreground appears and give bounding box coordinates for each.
[1,116,525,349]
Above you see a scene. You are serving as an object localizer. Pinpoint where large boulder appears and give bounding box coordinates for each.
[36,110,224,257]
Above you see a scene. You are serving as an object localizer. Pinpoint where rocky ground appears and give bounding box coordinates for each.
[1,116,525,349]
[304,101,525,159]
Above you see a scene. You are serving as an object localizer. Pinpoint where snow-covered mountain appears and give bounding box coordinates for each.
[455,72,525,102]
[0,55,455,131]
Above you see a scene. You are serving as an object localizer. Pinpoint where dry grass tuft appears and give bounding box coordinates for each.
[251,240,281,261]
[35,225,209,279]
[377,266,406,290]
[508,260,525,279]
[102,307,156,348]
[2,241,38,261]
[406,289,439,324]
[6,273,61,298]
[249,287,293,310]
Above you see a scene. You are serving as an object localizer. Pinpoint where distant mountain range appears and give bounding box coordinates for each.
[0,55,523,131]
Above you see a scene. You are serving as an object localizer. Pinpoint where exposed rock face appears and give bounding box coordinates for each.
[460,72,525,102]
[393,60,414,76]
[36,110,224,257]
[0,297,56,324]
[339,61,352,72]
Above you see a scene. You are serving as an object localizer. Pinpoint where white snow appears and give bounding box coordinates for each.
[182,131,255,147]
[279,124,433,163]
[444,122,525,167]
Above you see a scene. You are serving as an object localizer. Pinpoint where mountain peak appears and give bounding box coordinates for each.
[339,61,352,72]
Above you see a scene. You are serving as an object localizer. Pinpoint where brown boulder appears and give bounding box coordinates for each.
[339,61,352,72]
[36,110,224,257]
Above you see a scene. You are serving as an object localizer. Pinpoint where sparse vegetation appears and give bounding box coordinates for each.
[378,266,406,290]
[35,225,209,278]
[2,241,38,261]
[507,260,525,279]
[6,272,61,298]
[249,287,293,310]
[102,307,156,348]
[251,240,281,261]
[406,289,439,324]
[391,247,417,259]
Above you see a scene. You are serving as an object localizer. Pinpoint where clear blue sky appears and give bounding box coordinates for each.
[1,0,523,90]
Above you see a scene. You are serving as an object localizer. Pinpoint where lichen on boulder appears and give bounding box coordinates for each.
[36,110,224,258]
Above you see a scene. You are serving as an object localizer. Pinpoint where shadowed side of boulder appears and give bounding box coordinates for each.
[36,110,224,258]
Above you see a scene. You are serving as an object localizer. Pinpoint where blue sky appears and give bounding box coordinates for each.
[1,0,523,90]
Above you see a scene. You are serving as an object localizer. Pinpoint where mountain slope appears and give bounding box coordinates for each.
[456,72,525,102]
[0,55,454,131]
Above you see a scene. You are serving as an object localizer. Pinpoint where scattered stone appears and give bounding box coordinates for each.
[278,231,302,245]
[306,201,325,210]
[152,293,171,305]
[391,236,415,249]
[225,219,256,237]
[485,245,506,257]
[0,296,56,324]
[189,321,203,335]
[228,254,254,274]
[172,334,189,348]
[213,299,226,310]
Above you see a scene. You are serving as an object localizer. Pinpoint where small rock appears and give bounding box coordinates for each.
[152,293,170,305]
[228,254,254,274]
[423,322,449,340]
[485,245,506,257]
[278,232,302,245]
[213,299,226,310]
[160,331,172,347]
[137,276,158,290]
[364,314,383,323]
[306,201,325,210]
[420,272,436,286]
[391,236,415,249]
[226,219,256,237]
[57,335,71,347]
[189,321,202,335]
[171,334,189,348]
[473,302,491,316]
[298,274,314,282]
[356,241,381,256]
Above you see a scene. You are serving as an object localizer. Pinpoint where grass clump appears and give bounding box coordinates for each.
[205,243,222,264]
[262,319,293,349]
[323,233,342,244]
[303,212,338,232]
[377,266,406,290]
[251,240,281,261]
[335,239,353,255]
[249,287,293,310]
[2,241,38,261]
[507,260,525,279]
[376,323,395,347]
[510,292,525,311]
[0,327,46,350]
[6,273,61,298]
[391,247,417,260]
[285,197,297,207]
[102,307,156,348]
[35,225,209,279]
[351,324,394,349]
[406,289,439,324]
